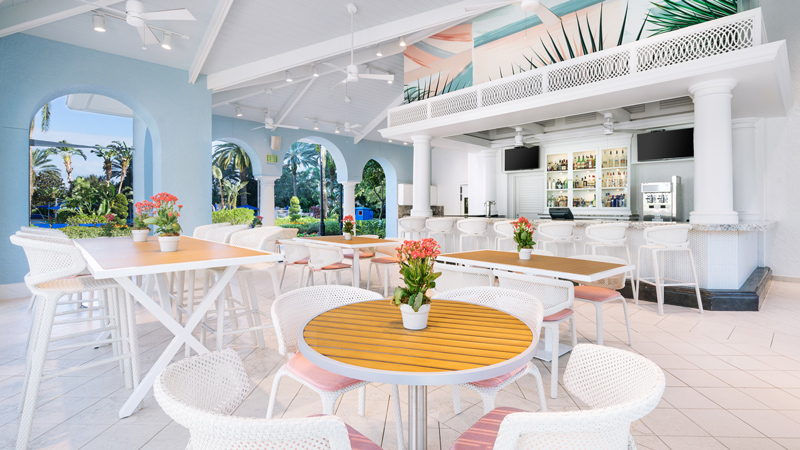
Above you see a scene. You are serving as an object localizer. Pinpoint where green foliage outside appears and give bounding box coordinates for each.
[64,177,130,221]
[212,207,255,225]
[289,196,302,221]
[355,219,387,239]
[648,0,737,35]
[274,217,385,238]
[355,160,387,220]
[61,225,132,239]
[31,171,66,210]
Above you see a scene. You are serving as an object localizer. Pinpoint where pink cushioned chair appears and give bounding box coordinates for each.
[569,255,633,347]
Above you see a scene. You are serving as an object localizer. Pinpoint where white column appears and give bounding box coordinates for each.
[411,135,433,217]
[689,79,739,224]
[257,175,280,226]
[732,118,760,223]
[342,181,358,219]
[480,149,498,215]
[132,114,152,203]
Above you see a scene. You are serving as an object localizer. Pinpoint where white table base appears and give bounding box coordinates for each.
[408,385,427,450]
[533,328,572,362]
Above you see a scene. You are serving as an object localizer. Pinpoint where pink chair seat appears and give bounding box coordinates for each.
[574,286,623,302]
[287,258,309,265]
[543,308,573,322]
[343,251,375,259]
[469,366,525,388]
[287,353,362,391]
[309,415,382,450]
[315,262,351,271]
[450,407,525,450]
[371,256,400,264]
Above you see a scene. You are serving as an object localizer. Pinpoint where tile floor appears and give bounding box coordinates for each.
[1,264,800,449]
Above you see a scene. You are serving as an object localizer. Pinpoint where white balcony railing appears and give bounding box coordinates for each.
[387,9,764,128]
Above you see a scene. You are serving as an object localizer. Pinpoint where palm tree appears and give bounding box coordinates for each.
[316,144,328,236]
[285,142,317,197]
[107,141,133,193]
[92,145,118,186]
[212,165,225,209]
[52,140,86,191]
[29,102,51,202]
[30,148,59,192]
[212,142,252,206]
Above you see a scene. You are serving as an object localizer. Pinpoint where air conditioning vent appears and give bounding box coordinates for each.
[623,104,646,114]
[659,96,693,110]
[536,119,556,128]
[565,112,599,124]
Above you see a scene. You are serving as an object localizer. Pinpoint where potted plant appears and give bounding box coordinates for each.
[132,200,155,242]
[342,215,356,240]
[144,192,183,252]
[511,216,536,260]
[392,238,441,330]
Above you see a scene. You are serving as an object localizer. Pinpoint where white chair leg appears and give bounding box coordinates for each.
[687,249,704,314]
[321,394,337,415]
[527,364,547,412]
[635,247,644,305]
[452,384,462,414]
[366,263,373,290]
[216,291,226,350]
[652,250,663,316]
[278,264,288,290]
[391,384,406,450]
[266,366,286,419]
[570,316,577,347]
[480,392,495,415]
[550,323,559,399]
[595,303,604,346]
[383,265,391,297]
[269,267,282,299]
[246,274,266,348]
[620,298,633,346]
[358,386,366,417]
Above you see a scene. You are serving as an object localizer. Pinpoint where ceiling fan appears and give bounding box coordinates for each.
[464,0,561,28]
[95,0,196,46]
[250,90,300,131]
[325,3,395,89]
[342,85,363,136]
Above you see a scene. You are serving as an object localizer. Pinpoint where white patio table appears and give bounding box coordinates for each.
[295,235,397,287]
[74,235,282,418]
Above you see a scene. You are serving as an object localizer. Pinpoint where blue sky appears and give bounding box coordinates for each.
[31,95,133,180]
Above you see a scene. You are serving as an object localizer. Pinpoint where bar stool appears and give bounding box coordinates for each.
[426,218,457,253]
[636,224,703,315]
[457,218,490,251]
[493,220,515,251]
[398,216,428,240]
[536,222,579,256]
[366,238,403,296]
[583,223,636,299]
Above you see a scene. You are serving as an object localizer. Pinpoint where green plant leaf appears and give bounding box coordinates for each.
[618,1,629,46]
[585,14,597,53]
[637,12,650,40]
[575,13,589,55]
[560,22,575,59]
[546,31,565,61]
[598,3,604,51]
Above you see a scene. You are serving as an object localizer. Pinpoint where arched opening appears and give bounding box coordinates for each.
[28,94,135,233]
[362,156,400,238]
[211,139,260,212]
[354,159,387,237]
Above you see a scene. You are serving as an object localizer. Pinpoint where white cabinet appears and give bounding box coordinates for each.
[397,184,438,206]
[544,148,630,214]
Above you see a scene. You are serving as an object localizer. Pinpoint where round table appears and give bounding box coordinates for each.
[298,299,538,450]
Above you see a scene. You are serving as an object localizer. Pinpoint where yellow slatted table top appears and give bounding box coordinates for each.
[300,299,538,386]
[297,235,395,247]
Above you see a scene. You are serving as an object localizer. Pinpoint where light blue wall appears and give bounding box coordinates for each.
[0,34,212,284]
[212,115,413,237]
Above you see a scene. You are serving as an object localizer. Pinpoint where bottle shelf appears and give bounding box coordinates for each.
[601,166,627,170]
[546,170,568,173]
[547,189,568,192]
[602,186,627,190]
[573,168,596,173]
[573,188,596,191]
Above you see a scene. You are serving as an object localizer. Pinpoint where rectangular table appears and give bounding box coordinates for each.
[295,235,398,287]
[436,250,634,360]
[74,236,282,418]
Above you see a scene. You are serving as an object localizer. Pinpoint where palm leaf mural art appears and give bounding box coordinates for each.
[647,0,737,35]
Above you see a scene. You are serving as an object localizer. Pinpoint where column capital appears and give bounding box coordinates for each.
[689,79,737,98]
[255,175,281,183]
[340,180,360,187]
[732,117,759,129]
[411,135,433,144]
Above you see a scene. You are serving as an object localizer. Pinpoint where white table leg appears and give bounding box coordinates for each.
[115,265,239,418]
[408,385,427,450]
[533,326,572,362]
[352,252,361,287]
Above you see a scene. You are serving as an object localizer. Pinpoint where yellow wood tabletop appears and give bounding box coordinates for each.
[438,250,625,277]
[303,299,534,373]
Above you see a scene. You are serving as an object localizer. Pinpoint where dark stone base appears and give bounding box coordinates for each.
[619,267,772,311]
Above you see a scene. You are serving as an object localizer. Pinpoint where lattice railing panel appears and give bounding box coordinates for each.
[548,51,630,92]
[388,102,428,128]
[482,74,543,107]
[430,90,478,118]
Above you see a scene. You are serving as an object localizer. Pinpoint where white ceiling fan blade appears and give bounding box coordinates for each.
[535,4,561,28]
[250,125,266,130]
[323,62,348,75]
[141,9,196,21]
[276,124,300,130]
[464,0,518,12]
[359,74,394,81]
[138,26,160,45]
[350,124,362,129]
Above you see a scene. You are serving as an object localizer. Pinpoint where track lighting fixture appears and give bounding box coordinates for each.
[313,121,319,130]
[235,106,242,117]
[285,71,293,82]
[312,65,319,77]
[376,45,383,57]
[387,73,394,84]
[335,125,341,134]
[93,14,106,32]
[161,34,173,50]
[399,36,407,47]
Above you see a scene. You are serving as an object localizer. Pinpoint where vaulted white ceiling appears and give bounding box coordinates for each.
[2,0,492,143]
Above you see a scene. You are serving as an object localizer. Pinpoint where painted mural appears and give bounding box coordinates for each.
[403,0,738,103]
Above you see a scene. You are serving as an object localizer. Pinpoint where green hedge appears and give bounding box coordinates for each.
[356,219,386,238]
[62,226,132,239]
[212,208,255,225]
[277,218,385,238]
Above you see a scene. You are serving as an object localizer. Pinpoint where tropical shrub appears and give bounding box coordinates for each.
[289,196,302,222]
[355,219,386,239]
[67,213,109,226]
[55,207,78,224]
[212,207,255,225]
[277,219,341,236]
[62,225,131,239]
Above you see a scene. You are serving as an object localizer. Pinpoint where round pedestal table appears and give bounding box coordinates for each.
[298,299,538,450]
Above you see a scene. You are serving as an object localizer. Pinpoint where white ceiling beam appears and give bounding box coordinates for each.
[442,134,493,148]
[354,94,403,144]
[206,1,494,91]
[520,123,544,134]
[276,78,316,126]
[599,108,632,122]
[0,0,120,38]
[188,0,234,84]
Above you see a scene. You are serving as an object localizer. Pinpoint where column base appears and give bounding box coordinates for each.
[737,211,761,224]
[410,209,432,217]
[689,210,739,224]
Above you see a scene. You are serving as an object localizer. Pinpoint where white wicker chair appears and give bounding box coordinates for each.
[305,243,354,286]
[426,218,457,253]
[531,249,554,257]
[398,216,428,240]
[493,271,576,398]
[457,218,490,251]
[20,226,67,237]
[204,224,251,244]
[569,255,633,346]
[278,239,311,290]
[10,235,139,450]
[432,262,494,293]
[451,344,665,450]
[155,349,382,450]
[432,287,547,415]
[493,220,516,251]
[267,285,406,450]
[192,222,230,239]
[536,222,579,256]
[366,238,403,296]
[635,224,703,315]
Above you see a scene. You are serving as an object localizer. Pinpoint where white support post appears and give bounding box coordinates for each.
[480,149,497,215]
[411,135,433,217]
[732,118,760,223]
[257,176,280,226]
[689,79,739,224]
[342,181,358,220]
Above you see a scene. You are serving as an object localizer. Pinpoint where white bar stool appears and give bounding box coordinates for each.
[584,222,636,299]
[398,216,428,240]
[493,220,515,251]
[536,222,579,256]
[426,218,457,253]
[457,218,490,251]
[635,224,703,315]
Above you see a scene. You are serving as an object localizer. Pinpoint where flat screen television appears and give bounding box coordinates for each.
[637,128,694,161]
[504,145,540,171]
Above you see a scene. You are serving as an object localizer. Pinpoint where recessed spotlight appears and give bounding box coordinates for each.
[235,106,242,117]
[335,125,341,134]
[387,73,394,84]
[313,121,319,130]
[403,142,408,145]
[285,70,293,82]
[161,34,173,50]
[388,139,393,143]
[376,45,383,57]
[399,36,407,47]
[312,65,319,77]
[93,14,106,32]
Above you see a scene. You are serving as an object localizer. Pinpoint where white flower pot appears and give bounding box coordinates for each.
[519,248,532,260]
[343,232,352,240]
[158,235,180,252]
[400,303,431,330]
[132,229,150,242]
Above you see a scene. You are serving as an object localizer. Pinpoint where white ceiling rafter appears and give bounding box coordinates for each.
[189,0,235,84]
[276,78,316,126]
[206,1,495,91]
[354,94,403,144]
[0,0,120,38]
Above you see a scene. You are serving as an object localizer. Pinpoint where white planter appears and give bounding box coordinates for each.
[343,232,352,240]
[132,229,150,242]
[519,248,532,260]
[158,235,180,252]
[400,303,431,330]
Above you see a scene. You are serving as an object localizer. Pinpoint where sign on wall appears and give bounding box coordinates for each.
[265,154,279,163]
